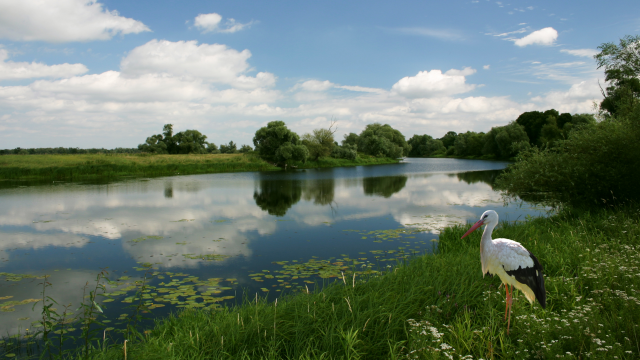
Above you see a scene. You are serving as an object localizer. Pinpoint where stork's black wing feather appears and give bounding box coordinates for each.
[504,251,546,308]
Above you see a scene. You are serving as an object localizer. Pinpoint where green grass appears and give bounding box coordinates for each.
[0,153,399,181]
[52,205,636,359]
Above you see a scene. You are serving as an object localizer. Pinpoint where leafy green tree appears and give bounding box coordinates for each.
[595,35,640,118]
[253,121,308,166]
[206,143,220,154]
[331,143,357,160]
[172,129,208,154]
[357,123,411,158]
[239,144,253,153]
[162,124,177,154]
[440,131,457,150]
[302,123,336,161]
[342,133,359,147]
[138,134,168,154]
[515,109,560,146]
[494,123,530,158]
[454,131,485,157]
[220,141,237,154]
[407,134,446,157]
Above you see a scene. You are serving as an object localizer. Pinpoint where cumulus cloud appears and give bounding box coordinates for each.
[120,39,276,89]
[560,49,598,58]
[514,27,558,47]
[531,79,601,113]
[194,13,253,33]
[0,48,88,80]
[294,80,335,92]
[391,68,477,98]
[0,0,150,42]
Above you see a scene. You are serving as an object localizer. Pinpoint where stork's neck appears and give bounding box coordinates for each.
[481,221,497,246]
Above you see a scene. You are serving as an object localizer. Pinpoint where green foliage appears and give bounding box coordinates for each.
[253,121,305,165]
[172,129,208,154]
[138,124,208,154]
[440,131,457,149]
[219,141,237,154]
[407,135,446,157]
[515,109,560,146]
[496,115,640,207]
[454,131,485,157]
[206,142,220,154]
[302,127,335,161]
[331,143,358,160]
[595,34,640,118]
[341,132,359,147]
[238,144,253,153]
[138,134,168,154]
[357,123,411,158]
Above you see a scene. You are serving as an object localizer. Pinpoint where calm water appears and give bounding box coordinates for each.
[0,158,545,336]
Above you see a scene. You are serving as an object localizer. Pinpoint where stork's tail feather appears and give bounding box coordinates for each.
[529,252,546,309]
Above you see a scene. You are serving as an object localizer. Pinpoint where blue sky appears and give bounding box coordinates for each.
[0,0,639,149]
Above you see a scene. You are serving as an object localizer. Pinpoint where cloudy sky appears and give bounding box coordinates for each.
[0,0,638,149]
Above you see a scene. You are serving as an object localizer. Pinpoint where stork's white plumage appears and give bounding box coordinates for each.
[462,210,546,334]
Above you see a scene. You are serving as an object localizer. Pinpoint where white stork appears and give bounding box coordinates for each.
[461,210,546,334]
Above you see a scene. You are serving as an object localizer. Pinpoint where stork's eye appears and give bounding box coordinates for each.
[483,214,488,219]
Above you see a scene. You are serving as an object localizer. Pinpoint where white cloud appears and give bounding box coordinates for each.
[531,79,601,113]
[120,39,275,89]
[0,48,88,80]
[391,68,477,98]
[514,27,558,47]
[294,80,335,92]
[194,13,253,34]
[483,65,490,70]
[560,49,598,58]
[0,0,150,43]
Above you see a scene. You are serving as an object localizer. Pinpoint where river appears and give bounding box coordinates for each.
[0,158,546,337]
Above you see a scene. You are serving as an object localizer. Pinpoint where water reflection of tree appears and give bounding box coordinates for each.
[362,176,407,198]
[254,179,303,216]
[302,179,335,205]
[456,170,503,188]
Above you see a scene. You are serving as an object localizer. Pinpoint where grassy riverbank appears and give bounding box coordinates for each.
[0,153,400,181]
[54,205,636,359]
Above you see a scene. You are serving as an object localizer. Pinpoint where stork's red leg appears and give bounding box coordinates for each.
[507,285,512,335]
[503,284,510,321]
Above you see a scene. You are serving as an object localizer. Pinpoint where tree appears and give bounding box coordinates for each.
[206,143,220,154]
[301,121,337,161]
[357,123,411,158]
[440,131,457,150]
[239,144,253,153]
[220,141,237,154]
[342,133,359,147]
[454,131,485,157]
[172,129,208,154]
[253,121,308,165]
[516,109,559,146]
[595,35,640,118]
[138,134,168,154]
[407,134,446,157]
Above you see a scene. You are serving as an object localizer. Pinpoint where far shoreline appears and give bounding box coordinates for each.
[0,153,401,182]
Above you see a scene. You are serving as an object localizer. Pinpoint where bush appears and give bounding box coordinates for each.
[496,115,640,207]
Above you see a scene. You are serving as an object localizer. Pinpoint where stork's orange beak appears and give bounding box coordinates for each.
[461,219,484,239]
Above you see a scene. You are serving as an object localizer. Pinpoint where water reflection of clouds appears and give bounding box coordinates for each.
[0,166,517,269]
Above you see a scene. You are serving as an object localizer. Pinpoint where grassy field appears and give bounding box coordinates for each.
[3,205,634,359]
[0,153,400,181]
